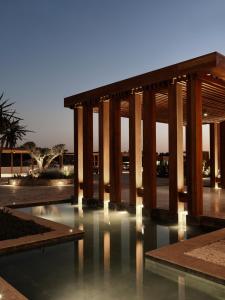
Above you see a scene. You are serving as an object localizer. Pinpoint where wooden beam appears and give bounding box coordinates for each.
[99,100,110,202]
[110,97,121,203]
[129,93,142,206]
[210,123,219,187]
[168,82,184,214]
[186,76,203,216]
[74,106,83,201]
[143,90,156,211]
[220,121,225,189]
[83,104,93,199]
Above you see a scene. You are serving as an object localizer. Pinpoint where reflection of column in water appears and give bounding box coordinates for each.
[178,275,186,300]
[136,238,143,297]
[32,206,46,216]
[104,231,110,280]
[121,218,130,273]
[93,212,100,278]
[78,239,84,280]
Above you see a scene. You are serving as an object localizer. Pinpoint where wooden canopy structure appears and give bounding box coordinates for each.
[64,52,225,217]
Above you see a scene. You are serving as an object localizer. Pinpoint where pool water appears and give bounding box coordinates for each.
[0,204,223,300]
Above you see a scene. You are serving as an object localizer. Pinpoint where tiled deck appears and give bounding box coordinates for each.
[146,228,225,285]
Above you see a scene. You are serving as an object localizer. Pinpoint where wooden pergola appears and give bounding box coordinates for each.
[64,52,225,217]
[0,148,31,177]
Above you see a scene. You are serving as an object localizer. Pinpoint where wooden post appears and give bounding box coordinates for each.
[186,76,203,216]
[129,93,142,206]
[210,123,219,188]
[74,106,83,201]
[110,97,121,204]
[143,90,156,211]
[168,83,184,214]
[99,100,110,202]
[20,153,23,174]
[11,151,13,176]
[83,104,93,199]
[220,121,225,188]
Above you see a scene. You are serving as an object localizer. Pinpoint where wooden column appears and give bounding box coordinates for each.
[110,97,121,203]
[83,104,93,199]
[11,151,13,175]
[74,106,83,201]
[210,123,219,187]
[220,121,225,188]
[20,153,23,174]
[129,93,142,206]
[143,90,156,210]
[168,83,184,214]
[186,76,203,216]
[99,100,110,202]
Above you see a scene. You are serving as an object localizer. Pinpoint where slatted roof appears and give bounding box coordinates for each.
[64,52,225,124]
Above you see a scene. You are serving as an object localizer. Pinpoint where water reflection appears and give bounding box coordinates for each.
[121,218,130,274]
[103,230,110,284]
[31,205,60,216]
[11,203,220,300]
[93,212,100,278]
[136,238,143,298]
[178,275,186,300]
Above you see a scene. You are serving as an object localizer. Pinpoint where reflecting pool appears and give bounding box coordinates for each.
[0,204,223,300]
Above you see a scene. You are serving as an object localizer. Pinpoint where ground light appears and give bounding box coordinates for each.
[136,202,144,234]
[178,201,188,241]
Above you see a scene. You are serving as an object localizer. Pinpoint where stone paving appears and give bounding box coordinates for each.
[1,175,225,218]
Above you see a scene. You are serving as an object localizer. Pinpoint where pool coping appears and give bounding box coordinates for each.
[0,276,28,300]
[146,228,225,285]
[0,208,84,256]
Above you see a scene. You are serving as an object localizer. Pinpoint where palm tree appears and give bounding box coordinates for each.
[0,93,30,177]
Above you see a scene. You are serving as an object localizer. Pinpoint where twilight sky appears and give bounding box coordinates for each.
[1,0,225,152]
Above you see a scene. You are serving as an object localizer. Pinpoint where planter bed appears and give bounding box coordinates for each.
[8,178,73,186]
[0,208,51,241]
[0,208,84,255]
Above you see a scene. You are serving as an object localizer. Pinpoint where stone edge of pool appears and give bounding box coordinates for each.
[146,228,225,285]
[0,276,28,300]
[0,208,84,256]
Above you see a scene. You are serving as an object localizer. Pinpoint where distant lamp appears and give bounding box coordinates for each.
[203,112,208,117]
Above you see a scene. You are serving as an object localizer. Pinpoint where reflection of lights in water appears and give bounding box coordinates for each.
[178,275,186,300]
[136,239,143,297]
[136,202,144,234]
[178,202,188,241]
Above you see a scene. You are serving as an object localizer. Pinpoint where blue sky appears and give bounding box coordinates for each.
[1,0,225,151]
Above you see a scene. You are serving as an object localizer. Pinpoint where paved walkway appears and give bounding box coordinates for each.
[0,185,73,207]
[1,175,225,218]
